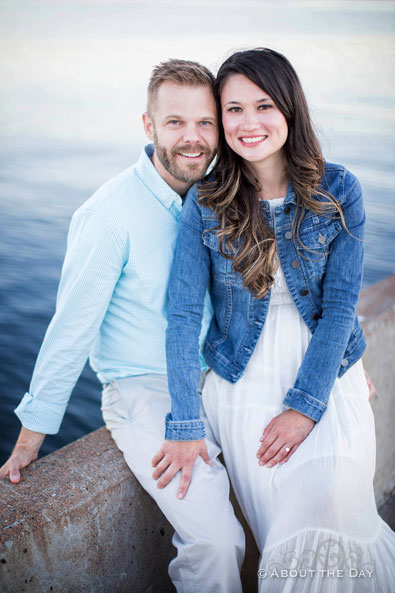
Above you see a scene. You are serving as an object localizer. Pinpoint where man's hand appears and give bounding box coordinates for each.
[256,409,315,468]
[0,427,46,483]
[152,439,212,499]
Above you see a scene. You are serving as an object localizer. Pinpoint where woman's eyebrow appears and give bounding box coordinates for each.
[224,98,270,106]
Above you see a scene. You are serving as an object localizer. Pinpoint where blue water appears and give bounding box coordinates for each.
[1,1,394,464]
[1,135,394,464]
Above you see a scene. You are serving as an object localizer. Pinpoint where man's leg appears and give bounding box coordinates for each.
[101,374,245,593]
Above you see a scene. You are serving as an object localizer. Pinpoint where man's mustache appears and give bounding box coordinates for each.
[172,144,212,156]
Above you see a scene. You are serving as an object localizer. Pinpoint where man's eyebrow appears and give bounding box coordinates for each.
[224,98,270,106]
[164,115,216,121]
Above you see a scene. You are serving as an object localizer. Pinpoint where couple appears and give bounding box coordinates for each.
[1,48,395,592]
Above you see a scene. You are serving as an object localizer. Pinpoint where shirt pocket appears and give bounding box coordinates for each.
[202,229,243,286]
[296,217,342,279]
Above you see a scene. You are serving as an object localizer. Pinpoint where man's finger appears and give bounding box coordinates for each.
[177,467,193,499]
[9,460,21,484]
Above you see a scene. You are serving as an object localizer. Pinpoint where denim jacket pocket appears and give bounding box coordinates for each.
[296,219,342,279]
[202,230,243,286]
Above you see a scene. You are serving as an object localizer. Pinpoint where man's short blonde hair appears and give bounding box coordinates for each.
[147,59,215,114]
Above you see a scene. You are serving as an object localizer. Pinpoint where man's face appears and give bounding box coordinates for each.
[143,82,218,193]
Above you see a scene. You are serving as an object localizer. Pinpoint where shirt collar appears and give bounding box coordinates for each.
[135,143,182,210]
[284,182,297,205]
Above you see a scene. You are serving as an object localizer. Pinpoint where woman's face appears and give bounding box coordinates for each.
[220,74,288,170]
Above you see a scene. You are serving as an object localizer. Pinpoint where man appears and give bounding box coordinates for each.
[0,59,245,593]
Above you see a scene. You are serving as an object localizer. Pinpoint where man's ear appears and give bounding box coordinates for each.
[142,112,154,141]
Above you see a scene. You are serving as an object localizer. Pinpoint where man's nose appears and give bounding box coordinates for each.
[181,123,201,143]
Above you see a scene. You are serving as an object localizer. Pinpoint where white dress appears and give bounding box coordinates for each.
[202,197,395,592]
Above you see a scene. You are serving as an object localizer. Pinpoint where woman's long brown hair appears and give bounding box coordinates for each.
[199,48,347,299]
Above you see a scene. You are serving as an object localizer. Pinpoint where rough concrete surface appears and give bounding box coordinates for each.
[0,429,176,593]
[357,275,395,508]
[1,275,394,593]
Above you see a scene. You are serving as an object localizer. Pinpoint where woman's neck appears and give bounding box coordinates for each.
[248,152,288,200]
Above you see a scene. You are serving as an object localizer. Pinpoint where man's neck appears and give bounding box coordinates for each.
[151,151,191,198]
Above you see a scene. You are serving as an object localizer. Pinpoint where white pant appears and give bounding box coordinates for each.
[101,374,245,593]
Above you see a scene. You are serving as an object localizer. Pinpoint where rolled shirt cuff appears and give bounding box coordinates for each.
[283,388,326,423]
[14,392,67,434]
[165,413,206,441]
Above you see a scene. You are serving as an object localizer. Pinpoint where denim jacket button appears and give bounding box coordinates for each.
[341,358,349,367]
[292,260,300,269]
[312,312,320,320]
[284,231,292,240]
[284,205,291,214]
[301,288,309,296]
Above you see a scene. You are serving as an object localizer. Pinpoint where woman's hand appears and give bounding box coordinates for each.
[256,409,315,468]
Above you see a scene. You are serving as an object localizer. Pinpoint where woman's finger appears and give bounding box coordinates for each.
[279,443,299,465]
[265,443,293,468]
[256,431,278,459]
[259,418,275,442]
[152,456,171,481]
[258,437,282,465]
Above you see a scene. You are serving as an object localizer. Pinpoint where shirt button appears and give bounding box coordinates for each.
[284,205,291,214]
[292,260,300,269]
[341,358,349,367]
[301,288,309,296]
[284,231,292,240]
[318,234,326,245]
[312,312,320,320]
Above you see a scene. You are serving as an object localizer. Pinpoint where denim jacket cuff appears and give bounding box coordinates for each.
[165,413,206,441]
[283,388,326,423]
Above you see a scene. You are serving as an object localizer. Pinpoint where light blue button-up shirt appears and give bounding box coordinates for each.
[15,144,212,434]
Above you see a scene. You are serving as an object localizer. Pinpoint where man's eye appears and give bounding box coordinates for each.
[200,121,212,126]
[168,120,180,125]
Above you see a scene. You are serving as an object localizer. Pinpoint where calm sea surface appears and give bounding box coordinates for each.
[1,1,394,463]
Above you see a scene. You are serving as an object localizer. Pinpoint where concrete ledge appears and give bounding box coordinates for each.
[0,429,176,593]
[1,276,394,593]
[357,275,395,508]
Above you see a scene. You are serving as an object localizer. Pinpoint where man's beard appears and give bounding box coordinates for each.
[153,130,215,184]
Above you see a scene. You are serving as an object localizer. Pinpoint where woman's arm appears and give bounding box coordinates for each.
[283,170,365,420]
[165,186,212,440]
[257,170,365,468]
[152,185,212,499]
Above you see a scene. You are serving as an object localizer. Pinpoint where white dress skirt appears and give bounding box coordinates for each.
[202,200,395,593]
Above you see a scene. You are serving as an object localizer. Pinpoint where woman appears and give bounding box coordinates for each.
[165,48,395,591]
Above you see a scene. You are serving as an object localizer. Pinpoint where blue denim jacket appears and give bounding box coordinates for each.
[165,163,366,440]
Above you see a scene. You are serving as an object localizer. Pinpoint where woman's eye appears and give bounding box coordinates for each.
[228,107,241,113]
[258,104,273,110]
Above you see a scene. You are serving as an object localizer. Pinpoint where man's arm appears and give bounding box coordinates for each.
[3,204,126,480]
